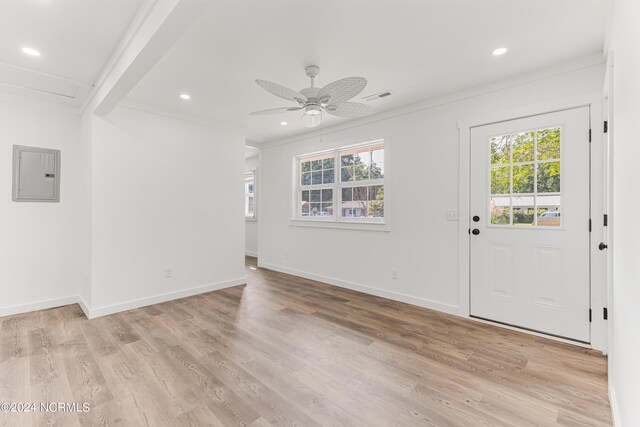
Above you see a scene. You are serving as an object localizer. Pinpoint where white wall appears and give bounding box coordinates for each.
[259,63,605,316]
[245,155,258,256]
[88,105,246,316]
[0,100,84,316]
[610,0,640,424]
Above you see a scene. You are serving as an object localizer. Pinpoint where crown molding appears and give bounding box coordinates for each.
[118,98,245,133]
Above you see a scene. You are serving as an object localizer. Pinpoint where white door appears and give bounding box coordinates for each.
[470,107,591,343]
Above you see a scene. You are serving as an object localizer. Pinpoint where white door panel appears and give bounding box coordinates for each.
[470,107,590,342]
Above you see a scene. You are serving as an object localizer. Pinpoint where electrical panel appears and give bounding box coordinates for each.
[12,145,60,202]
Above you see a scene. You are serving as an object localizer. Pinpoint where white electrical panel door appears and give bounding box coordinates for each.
[12,145,61,202]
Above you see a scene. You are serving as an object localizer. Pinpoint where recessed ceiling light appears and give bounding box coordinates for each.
[492,47,508,56]
[179,93,191,100]
[22,47,41,57]
[280,121,288,126]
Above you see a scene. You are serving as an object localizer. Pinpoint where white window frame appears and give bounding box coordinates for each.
[293,140,385,225]
[245,170,256,220]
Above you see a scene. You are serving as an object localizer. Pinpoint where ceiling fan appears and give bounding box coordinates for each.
[250,65,375,127]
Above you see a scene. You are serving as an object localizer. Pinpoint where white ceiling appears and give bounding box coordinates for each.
[127,0,610,143]
[0,0,143,106]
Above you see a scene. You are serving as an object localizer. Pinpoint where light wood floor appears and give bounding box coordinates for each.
[0,256,611,426]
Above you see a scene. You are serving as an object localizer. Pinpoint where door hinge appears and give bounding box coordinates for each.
[589,219,592,232]
[589,129,592,143]
[589,308,592,322]
[603,307,608,320]
[604,214,608,226]
[604,121,608,133]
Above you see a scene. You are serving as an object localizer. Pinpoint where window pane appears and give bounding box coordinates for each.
[513,196,534,226]
[537,206,561,227]
[370,162,384,179]
[537,127,561,160]
[301,190,309,202]
[537,162,560,192]
[490,197,511,225]
[342,187,353,202]
[491,135,510,164]
[312,160,323,171]
[354,151,371,165]
[491,166,510,194]
[302,172,311,186]
[341,166,354,182]
[513,164,534,193]
[343,202,367,218]
[368,185,384,201]
[321,189,333,202]
[353,186,367,201]
[300,201,309,216]
[310,190,321,202]
[323,169,335,184]
[309,203,321,216]
[312,171,322,185]
[323,157,335,169]
[355,164,369,181]
[341,154,354,166]
[372,149,384,164]
[512,131,534,163]
[247,197,254,214]
[369,201,384,217]
[321,203,333,215]
[301,161,311,172]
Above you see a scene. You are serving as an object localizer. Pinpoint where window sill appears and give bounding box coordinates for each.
[290,218,390,232]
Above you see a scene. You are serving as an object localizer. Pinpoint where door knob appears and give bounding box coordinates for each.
[599,242,608,250]
[472,229,480,235]
[473,215,480,222]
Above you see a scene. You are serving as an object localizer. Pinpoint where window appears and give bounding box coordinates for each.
[296,141,384,222]
[245,171,256,219]
[489,127,561,227]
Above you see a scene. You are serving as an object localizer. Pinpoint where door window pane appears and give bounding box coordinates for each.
[491,135,510,164]
[512,131,534,162]
[491,166,510,194]
[537,127,561,160]
[513,196,534,226]
[513,164,534,194]
[537,162,560,193]
[490,197,511,225]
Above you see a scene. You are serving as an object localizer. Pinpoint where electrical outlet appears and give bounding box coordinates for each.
[446,209,459,221]
[391,268,399,279]
[165,267,173,278]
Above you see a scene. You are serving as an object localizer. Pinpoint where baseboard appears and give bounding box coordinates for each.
[77,295,91,319]
[609,385,620,427]
[0,295,79,318]
[259,262,460,316]
[85,277,247,319]
[245,251,258,257]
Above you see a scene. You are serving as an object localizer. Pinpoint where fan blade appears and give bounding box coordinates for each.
[250,107,302,116]
[256,80,307,103]
[318,77,367,105]
[325,102,375,118]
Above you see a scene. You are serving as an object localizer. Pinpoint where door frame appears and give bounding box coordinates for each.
[457,91,607,352]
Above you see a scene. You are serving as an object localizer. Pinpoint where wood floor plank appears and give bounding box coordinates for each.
[0,255,612,426]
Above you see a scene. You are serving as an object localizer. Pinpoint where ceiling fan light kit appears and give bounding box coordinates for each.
[251,65,376,128]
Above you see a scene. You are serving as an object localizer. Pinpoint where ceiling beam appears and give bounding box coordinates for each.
[85,0,212,116]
